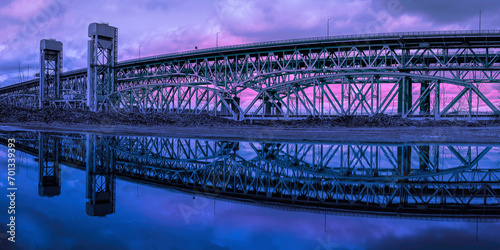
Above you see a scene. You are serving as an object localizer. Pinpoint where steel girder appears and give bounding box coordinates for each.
[0,94,39,108]
[111,83,240,119]
[0,79,40,108]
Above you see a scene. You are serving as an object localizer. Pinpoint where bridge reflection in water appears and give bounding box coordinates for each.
[2,131,499,221]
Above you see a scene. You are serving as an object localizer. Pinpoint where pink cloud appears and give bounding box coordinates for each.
[0,0,47,18]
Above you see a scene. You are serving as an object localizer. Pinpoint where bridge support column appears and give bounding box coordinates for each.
[38,133,61,197]
[420,81,431,115]
[221,99,230,116]
[86,134,116,217]
[221,96,240,119]
[264,96,272,116]
[263,94,282,117]
[87,23,118,112]
[39,39,63,108]
[232,96,240,120]
[398,77,412,117]
[397,146,411,177]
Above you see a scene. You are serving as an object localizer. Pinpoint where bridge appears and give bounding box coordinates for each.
[1,131,499,221]
[1,23,500,120]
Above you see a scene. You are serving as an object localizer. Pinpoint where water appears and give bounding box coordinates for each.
[1,131,500,249]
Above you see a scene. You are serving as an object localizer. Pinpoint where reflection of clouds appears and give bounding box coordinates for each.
[496,150,500,167]
[3,142,500,249]
[369,223,500,249]
[64,179,79,188]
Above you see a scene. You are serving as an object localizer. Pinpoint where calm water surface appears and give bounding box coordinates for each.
[0,131,499,249]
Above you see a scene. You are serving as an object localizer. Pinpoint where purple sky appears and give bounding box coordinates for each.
[0,0,499,87]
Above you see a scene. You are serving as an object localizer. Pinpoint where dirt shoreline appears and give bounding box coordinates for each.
[1,105,500,143]
[1,122,500,144]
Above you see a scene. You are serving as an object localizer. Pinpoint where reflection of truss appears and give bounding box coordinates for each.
[1,132,499,220]
[2,31,500,119]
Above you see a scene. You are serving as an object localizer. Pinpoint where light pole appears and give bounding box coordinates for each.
[479,10,482,32]
[216,32,220,47]
[139,45,142,59]
[327,18,331,37]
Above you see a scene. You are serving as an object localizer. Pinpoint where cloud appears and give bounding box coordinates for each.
[215,0,372,38]
[368,224,500,250]
[376,0,500,28]
[2,0,500,88]
[0,0,47,18]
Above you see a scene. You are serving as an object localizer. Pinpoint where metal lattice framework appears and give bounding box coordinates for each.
[114,32,500,120]
[39,39,63,108]
[87,23,118,112]
[1,30,500,120]
[1,132,499,221]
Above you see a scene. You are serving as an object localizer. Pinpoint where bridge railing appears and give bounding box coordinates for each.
[119,30,500,64]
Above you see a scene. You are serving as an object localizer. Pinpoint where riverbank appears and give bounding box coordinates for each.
[1,105,500,143]
[2,122,500,144]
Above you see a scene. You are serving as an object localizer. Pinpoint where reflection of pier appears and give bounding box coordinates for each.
[38,133,61,197]
[85,134,116,217]
[1,131,499,221]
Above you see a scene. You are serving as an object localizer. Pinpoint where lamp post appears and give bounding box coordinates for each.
[139,45,142,59]
[479,10,482,32]
[327,18,331,37]
[216,32,220,47]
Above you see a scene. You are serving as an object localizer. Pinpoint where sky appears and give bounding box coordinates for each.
[0,0,499,87]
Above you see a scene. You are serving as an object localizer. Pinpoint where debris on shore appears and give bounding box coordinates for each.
[1,105,498,127]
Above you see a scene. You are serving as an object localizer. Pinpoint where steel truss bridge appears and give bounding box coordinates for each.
[1,24,500,120]
[1,131,499,220]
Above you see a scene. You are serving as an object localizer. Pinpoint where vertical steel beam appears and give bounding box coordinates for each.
[397,146,411,177]
[264,95,272,116]
[434,81,441,119]
[420,81,431,115]
[419,146,430,170]
[232,96,241,120]
[399,77,412,117]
